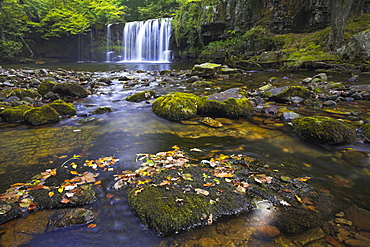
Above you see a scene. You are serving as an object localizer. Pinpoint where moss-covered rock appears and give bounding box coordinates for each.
[292,116,356,144]
[37,80,57,95]
[152,92,201,120]
[24,105,60,125]
[49,99,76,116]
[126,91,156,102]
[198,93,255,119]
[192,81,214,87]
[265,86,312,102]
[91,106,112,114]
[191,63,222,78]
[52,82,89,98]
[360,122,370,139]
[0,105,32,123]
[2,89,41,100]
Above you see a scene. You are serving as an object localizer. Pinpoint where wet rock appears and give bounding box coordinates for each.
[264,86,311,103]
[200,117,223,128]
[360,122,370,139]
[24,105,60,125]
[293,227,325,246]
[53,82,89,98]
[253,225,281,239]
[348,75,359,82]
[152,92,200,120]
[3,96,23,106]
[92,106,112,114]
[313,73,328,82]
[47,208,95,230]
[323,100,337,106]
[292,116,356,144]
[281,112,300,121]
[192,80,213,87]
[344,206,370,231]
[185,76,199,83]
[37,80,57,95]
[338,30,370,63]
[335,217,353,226]
[344,239,370,247]
[0,105,32,123]
[49,99,76,116]
[126,90,156,102]
[342,150,370,167]
[191,63,222,78]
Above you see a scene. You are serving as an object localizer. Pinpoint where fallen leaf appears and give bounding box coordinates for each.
[87,224,97,228]
[48,192,55,197]
[106,193,115,199]
[195,188,209,196]
[190,148,202,152]
[159,180,171,186]
[134,188,144,196]
[203,183,213,187]
[70,171,79,175]
[61,198,70,204]
[295,194,303,203]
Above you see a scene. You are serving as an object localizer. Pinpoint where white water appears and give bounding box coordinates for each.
[121,18,172,63]
[106,24,114,62]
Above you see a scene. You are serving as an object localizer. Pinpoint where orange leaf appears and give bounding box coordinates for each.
[28,204,37,210]
[203,183,213,187]
[50,169,57,176]
[94,181,102,185]
[295,194,303,203]
[70,171,79,175]
[48,192,55,197]
[87,224,97,228]
[61,198,70,204]
[296,176,311,182]
[106,193,115,199]
[159,180,171,186]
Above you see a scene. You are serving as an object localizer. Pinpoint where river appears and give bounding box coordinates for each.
[1,62,370,246]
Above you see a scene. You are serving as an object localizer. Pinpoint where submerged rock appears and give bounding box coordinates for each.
[360,122,370,139]
[92,106,113,114]
[292,116,356,144]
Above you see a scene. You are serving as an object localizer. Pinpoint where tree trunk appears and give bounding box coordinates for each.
[327,0,355,50]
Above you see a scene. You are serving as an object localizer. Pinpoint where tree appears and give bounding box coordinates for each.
[327,0,355,50]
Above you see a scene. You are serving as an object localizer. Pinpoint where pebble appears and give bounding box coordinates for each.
[253,225,281,239]
[335,217,353,226]
[344,239,370,247]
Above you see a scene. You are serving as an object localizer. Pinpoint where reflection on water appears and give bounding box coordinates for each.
[1,63,370,246]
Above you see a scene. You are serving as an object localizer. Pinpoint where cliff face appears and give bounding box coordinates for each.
[185,0,369,45]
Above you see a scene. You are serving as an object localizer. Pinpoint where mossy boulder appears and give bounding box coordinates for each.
[0,105,32,123]
[265,86,312,102]
[37,80,57,95]
[24,105,60,125]
[126,90,156,102]
[152,92,201,120]
[360,122,370,139]
[191,63,222,78]
[92,106,112,114]
[52,82,89,98]
[2,89,40,100]
[198,93,255,119]
[49,99,76,116]
[292,116,356,144]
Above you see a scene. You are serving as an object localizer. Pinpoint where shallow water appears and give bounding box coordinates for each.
[1,63,370,246]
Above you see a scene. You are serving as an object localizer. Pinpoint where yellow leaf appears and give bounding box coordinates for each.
[70,171,79,175]
[48,192,55,197]
[58,187,64,193]
[172,145,180,150]
[71,163,78,169]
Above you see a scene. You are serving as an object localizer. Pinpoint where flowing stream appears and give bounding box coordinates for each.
[1,63,370,246]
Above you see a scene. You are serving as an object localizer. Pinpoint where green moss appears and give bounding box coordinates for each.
[152,92,201,120]
[272,86,312,102]
[360,122,370,139]
[0,104,10,113]
[129,185,211,235]
[37,80,57,95]
[126,91,156,102]
[24,105,60,125]
[49,99,76,116]
[222,98,255,118]
[91,106,112,114]
[0,105,32,123]
[292,116,356,144]
[3,89,40,100]
[192,81,213,87]
[52,82,89,98]
[326,82,344,90]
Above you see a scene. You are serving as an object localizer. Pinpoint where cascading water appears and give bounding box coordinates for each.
[121,18,172,63]
[106,24,114,62]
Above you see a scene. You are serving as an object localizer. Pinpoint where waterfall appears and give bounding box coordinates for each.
[122,18,172,63]
[106,24,114,62]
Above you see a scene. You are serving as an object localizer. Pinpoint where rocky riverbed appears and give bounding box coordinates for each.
[0,64,370,246]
